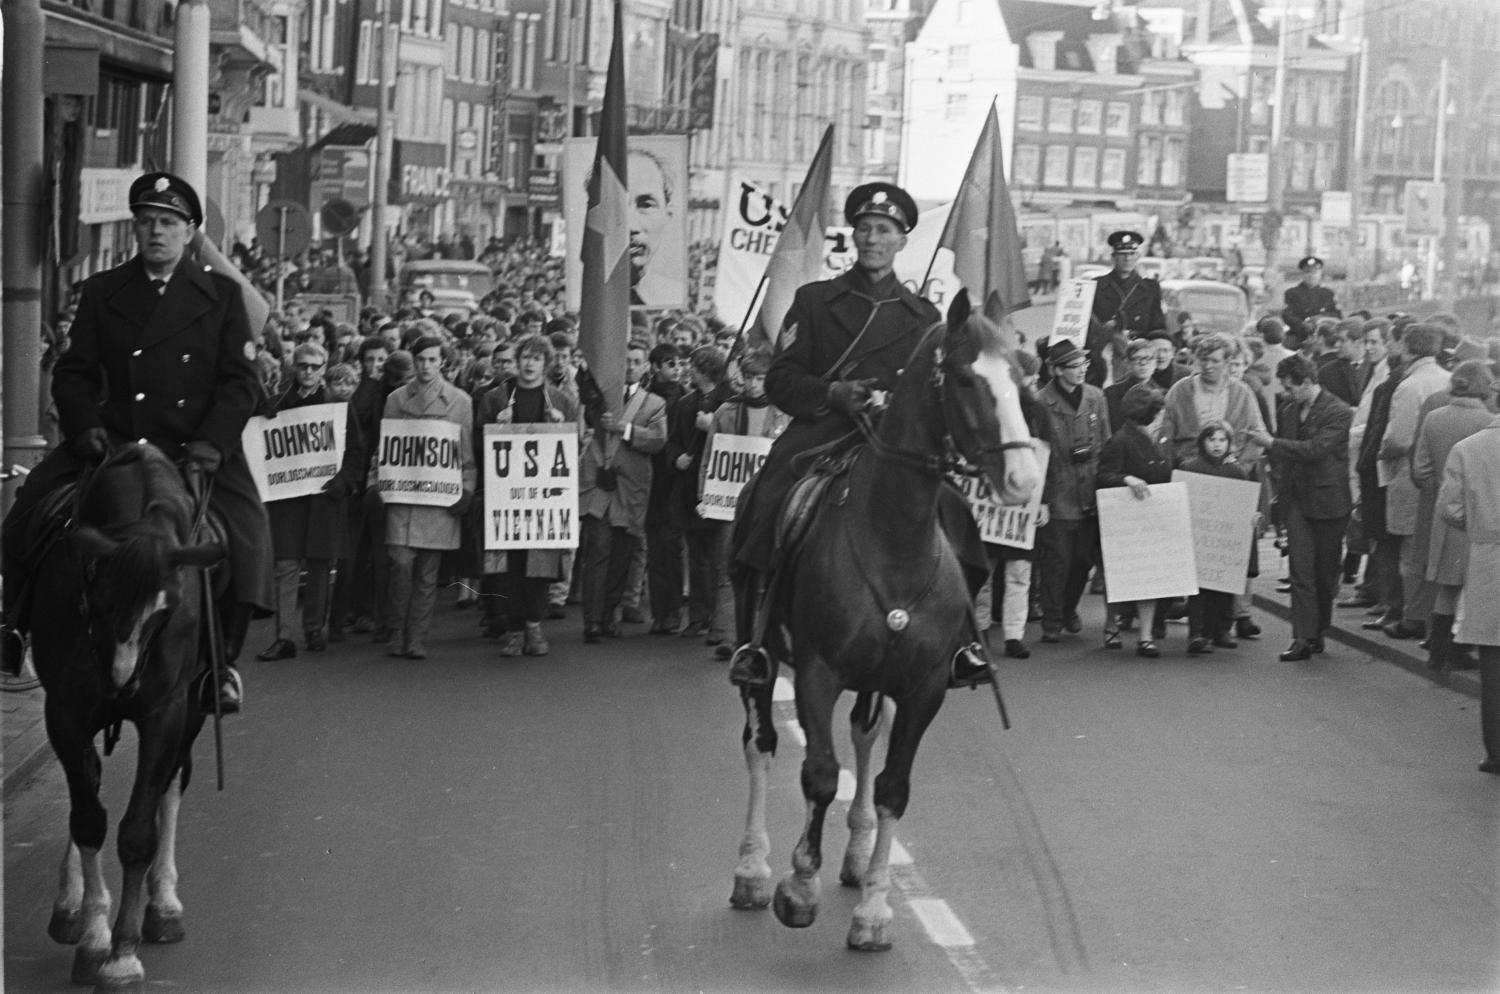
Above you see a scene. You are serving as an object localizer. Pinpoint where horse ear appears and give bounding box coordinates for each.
[946,289,972,333]
[169,543,225,570]
[71,525,119,561]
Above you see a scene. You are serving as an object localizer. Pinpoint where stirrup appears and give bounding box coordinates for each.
[197,665,243,715]
[950,642,994,689]
[727,643,773,689]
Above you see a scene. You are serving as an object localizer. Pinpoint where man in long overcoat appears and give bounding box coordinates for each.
[1,172,270,712]
[1085,231,1166,387]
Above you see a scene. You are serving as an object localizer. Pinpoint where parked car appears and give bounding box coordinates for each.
[1160,279,1252,339]
[1070,263,1112,282]
[1183,256,1226,281]
[397,260,496,318]
[1135,257,1176,281]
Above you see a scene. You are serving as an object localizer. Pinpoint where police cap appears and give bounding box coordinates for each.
[128,171,203,226]
[1107,230,1144,253]
[1298,255,1324,272]
[844,182,918,233]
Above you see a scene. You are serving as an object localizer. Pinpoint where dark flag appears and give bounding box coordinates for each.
[937,102,1031,320]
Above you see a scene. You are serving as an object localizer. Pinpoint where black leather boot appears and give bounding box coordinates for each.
[727,571,772,689]
[950,643,994,688]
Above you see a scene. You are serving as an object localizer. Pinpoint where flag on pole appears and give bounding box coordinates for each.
[746,125,835,355]
[936,102,1031,320]
[578,0,630,413]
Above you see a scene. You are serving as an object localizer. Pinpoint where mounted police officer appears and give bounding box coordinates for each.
[1282,255,1341,339]
[0,172,272,712]
[726,181,993,690]
[1085,230,1167,387]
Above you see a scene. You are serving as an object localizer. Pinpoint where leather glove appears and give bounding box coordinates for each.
[827,378,878,416]
[185,440,223,474]
[72,427,109,460]
[450,491,474,517]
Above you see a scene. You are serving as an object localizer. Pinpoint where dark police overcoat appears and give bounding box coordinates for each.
[39,255,272,609]
[1282,282,1340,337]
[1087,270,1166,388]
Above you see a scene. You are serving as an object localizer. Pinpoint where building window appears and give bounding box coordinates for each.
[1137,135,1161,185]
[1016,95,1044,130]
[1072,146,1097,188]
[356,21,375,85]
[1313,141,1334,190]
[946,92,968,120]
[1044,145,1069,186]
[1101,147,1127,189]
[1161,136,1183,186]
[459,25,475,80]
[1164,89,1185,126]
[1140,90,1161,125]
[1048,97,1074,133]
[1075,99,1102,134]
[1105,101,1130,136]
[1013,143,1040,186]
[948,44,969,71]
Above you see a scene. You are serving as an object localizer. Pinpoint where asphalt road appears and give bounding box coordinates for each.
[4,586,1497,994]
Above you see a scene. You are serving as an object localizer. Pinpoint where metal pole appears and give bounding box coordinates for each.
[1348,37,1368,281]
[1263,0,1290,305]
[1424,57,1448,301]
[369,0,396,309]
[275,206,288,312]
[2,0,49,512]
[564,0,577,139]
[173,0,212,192]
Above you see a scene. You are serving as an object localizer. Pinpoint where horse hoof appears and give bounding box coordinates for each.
[48,907,84,944]
[730,874,772,910]
[143,906,186,943]
[93,953,145,991]
[69,944,108,985]
[838,866,864,888]
[847,920,893,952]
[772,882,817,929]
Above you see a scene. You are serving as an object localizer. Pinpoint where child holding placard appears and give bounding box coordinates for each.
[1178,421,1254,654]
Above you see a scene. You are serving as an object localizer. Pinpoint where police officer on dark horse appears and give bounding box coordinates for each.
[727,182,995,691]
[1,171,272,712]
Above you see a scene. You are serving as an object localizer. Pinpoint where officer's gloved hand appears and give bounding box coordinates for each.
[185,440,223,474]
[72,427,110,460]
[827,378,879,415]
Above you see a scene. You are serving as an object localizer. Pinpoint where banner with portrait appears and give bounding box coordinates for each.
[1097,482,1199,602]
[698,433,774,522]
[480,423,580,550]
[242,402,347,503]
[374,418,465,507]
[563,134,689,313]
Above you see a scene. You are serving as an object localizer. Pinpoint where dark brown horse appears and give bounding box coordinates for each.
[729,297,1042,950]
[27,442,223,988]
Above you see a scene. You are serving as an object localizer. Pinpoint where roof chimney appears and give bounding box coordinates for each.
[1085,33,1122,75]
[1027,30,1064,71]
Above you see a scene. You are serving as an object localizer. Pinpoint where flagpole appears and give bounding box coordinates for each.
[730,272,771,358]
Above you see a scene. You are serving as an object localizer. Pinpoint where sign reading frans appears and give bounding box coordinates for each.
[952,441,1052,550]
[376,419,465,507]
[242,402,347,502]
[698,433,773,522]
[482,423,579,550]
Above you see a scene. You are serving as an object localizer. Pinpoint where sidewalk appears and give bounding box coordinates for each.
[1245,535,1481,700]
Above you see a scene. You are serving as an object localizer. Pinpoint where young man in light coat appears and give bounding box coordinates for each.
[381,336,476,658]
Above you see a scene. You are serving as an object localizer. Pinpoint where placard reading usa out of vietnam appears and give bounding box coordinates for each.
[375,418,465,507]
[482,423,579,550]
[699,433,773,522]
[242,402,347,502]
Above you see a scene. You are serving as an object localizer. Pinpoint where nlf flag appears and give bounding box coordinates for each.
[937,103,1031,320]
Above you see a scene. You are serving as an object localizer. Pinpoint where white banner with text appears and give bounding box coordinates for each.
[242,402,347,503]
[481,423,580,550]
[698,433,774,522]
[375,418,465,507]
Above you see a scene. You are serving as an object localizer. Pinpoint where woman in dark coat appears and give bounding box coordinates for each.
[1097,382,1174,657]
[256,342,351,658]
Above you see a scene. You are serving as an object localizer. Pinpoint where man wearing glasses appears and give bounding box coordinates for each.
[1087,230,1167,388]
[1034,339,1112,643]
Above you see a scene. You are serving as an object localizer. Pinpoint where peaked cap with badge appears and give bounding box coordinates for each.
[1107,230,1145,253]
[844,182,919,233]
[128,171,204,226]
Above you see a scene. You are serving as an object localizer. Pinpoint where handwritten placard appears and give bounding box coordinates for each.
[375,418,464,507]
[1097,482,1199,602]
[1050,277,1098,349]
[242,402,347,502]
[1173,470,1260,594]
[481,423,580,550]
[699,433,774,522]
[952,441,1052,550]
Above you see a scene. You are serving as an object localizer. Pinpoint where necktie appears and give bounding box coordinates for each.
[149,278,166,295]
[623,386,633,407]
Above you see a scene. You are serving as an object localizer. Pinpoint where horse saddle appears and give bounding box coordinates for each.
[774,445,860,560]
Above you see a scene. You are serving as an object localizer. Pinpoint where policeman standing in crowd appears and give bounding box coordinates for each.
[1282,255,1341,339]
[0,172,272,710]
[1086,230,1167,388]
[727,181,993,690]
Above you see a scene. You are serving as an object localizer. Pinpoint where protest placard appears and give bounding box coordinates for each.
[1097,482,1198,602]
[241,402,347,502]
[1172,470,1261,594]
[374,418,465,507]
[699,433,773,522]
[952,441,1052,549]
[1050,277,1098,348]
[481,423,579,550]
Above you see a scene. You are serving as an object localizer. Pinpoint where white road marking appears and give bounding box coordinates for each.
[836,768,855,802]
[908,897,975,948]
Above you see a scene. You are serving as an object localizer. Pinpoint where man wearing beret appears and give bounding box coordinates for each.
[1087,231,1167,388]
[726,182,993,690]
[0,172,271,712]
[1282,256,1341,340]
